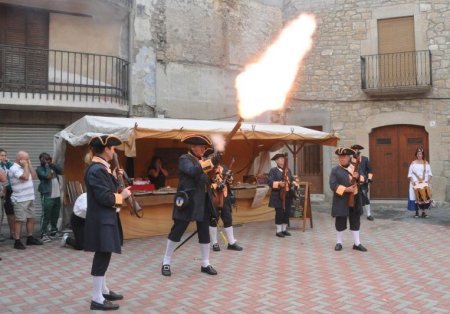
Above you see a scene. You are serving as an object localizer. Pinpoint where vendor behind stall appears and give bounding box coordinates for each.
[147,156,169,189]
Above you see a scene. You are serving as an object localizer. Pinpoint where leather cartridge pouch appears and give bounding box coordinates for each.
[174,190,190,210]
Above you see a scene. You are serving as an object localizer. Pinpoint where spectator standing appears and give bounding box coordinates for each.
[36,153,63,242]
[0,148,16,239]
[9,151,43,249]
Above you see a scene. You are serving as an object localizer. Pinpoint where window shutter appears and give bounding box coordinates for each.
[26,10,49,91]
[377,16,416,87]
[0,4,49,92]
[378,16,415,54]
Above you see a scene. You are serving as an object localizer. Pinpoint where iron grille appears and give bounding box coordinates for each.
[0,44,129,104]
[360,50,432,90]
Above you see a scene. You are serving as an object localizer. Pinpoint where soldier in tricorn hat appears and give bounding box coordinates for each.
[161,134,220,276]
[330,148,367,252]
[267,152,298,238]
[350,144,374,221]
[203,148,243,253]
[84,134,131,311]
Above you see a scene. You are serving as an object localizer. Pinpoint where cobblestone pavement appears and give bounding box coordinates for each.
[0,202,449,313]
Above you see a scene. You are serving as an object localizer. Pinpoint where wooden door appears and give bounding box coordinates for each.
[370,125,428,199]
[297,126,323,194]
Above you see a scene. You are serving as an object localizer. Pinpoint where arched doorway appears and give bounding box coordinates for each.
[369,125,429,199]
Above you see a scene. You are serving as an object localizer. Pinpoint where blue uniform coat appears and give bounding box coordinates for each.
[84,162,123,254]
[172,153,217,222]
[329,165,362,217]
[267,166,295,209]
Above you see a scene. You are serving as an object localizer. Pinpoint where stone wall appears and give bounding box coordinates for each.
[283,0,450,100]
[283,0,450,201]
[131,0,283,119]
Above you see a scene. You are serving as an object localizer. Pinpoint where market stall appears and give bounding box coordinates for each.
[54,115,338,239]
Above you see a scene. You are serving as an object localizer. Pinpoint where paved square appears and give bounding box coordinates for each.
[1,204,449,313]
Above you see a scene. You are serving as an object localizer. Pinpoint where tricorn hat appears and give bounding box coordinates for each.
[271,153,287,161]
[335,147,355,156]
[181,134,212,146]
[350,144,364,150]
[203,147,215,158]
[88,135,122,148]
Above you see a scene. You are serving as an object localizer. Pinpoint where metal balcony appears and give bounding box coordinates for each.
[0,44,129,104]
[361,50,432,95]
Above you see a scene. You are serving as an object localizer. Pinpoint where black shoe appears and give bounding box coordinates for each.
[26,236,43,245]
[367,216,374,221]
[14,240,26,250]
[276,232,285,238]
[90,299,119,311]
[102,290,123,301]
[353,244,368,252]
[227,242,243,251]
[334,243,343,251]
[212,243,221,252]
[421,212,429,218]
[161,264,171,276]
[201,265,218,275]
[282,230,292,236]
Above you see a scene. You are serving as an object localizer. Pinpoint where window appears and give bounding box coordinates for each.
[0,4,49,92]
[377,16,415,87]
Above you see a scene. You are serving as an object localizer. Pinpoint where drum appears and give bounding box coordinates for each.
[413,182,432,204]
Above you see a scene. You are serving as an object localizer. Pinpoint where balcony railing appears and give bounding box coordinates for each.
[0,44,129,104]
[361,50,431,92]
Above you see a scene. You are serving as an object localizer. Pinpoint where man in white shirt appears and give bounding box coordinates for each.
[61,192,86,250]
[9,151,43,249]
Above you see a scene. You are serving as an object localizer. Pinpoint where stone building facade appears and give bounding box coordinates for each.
[283,0,449,201]
[0,0,448,201]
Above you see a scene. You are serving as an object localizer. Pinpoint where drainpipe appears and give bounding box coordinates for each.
[127,2,134,117]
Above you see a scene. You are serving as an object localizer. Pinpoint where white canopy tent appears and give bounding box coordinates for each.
[54,115,338,165]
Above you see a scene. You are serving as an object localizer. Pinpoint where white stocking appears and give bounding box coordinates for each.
[92,276,105,304]
[102,275,109,294]
[163,239,177,265]
[200,243,210,267]
[224,226,236,245]
[209,226,218,245]
[336,231,343,244]
[352,230,361,246]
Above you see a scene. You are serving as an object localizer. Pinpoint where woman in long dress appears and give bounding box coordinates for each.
[407,147,432,218]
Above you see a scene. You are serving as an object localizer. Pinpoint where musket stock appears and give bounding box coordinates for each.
[225,117,244,144]
[347,153,360,208]
[112,153,143,218]
[280,153,289,210]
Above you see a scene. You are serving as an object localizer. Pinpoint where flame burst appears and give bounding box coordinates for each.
[236,14,317,120]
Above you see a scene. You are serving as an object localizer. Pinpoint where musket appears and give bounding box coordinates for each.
[112,153,144,218]
[174,229,198,251]
[347,152,361,208]
[225,117,244,144]
[279,153,289,210]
